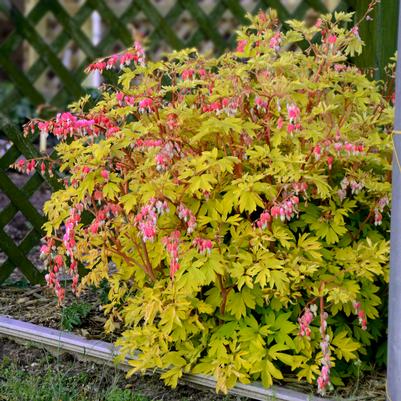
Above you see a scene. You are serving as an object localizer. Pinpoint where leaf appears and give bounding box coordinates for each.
[188,174,217,193]
[103,182,120,200]
[332,331,360,362]
[226,291,247,320]
[260,359,283,387]
[160,367,183,388]
[239,191,264,213]
[163,352,186,367]
[297,363,320,383]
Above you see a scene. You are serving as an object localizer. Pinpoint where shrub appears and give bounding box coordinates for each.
[24,10,393,395]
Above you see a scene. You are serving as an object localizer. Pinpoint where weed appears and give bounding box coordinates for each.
[61,301,92,331]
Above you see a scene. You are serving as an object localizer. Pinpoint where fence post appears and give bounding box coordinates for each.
[388,0,401,399]
[350,0,398,80]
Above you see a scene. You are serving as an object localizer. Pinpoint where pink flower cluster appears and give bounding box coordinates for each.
[269,32,281,51]
[221,97,240,116]
[332,141,364,156]
[13,159,54,177]
[85,41,145,73]
[255,97,268,111]
[134,198,169,242]
[338,177,364,202]
[202,97,240,116]
[177,203,197,234]
[28,112,119,140]
[182,68,195,80]
[45,258,65,303]
[166,113,179,130]
[135,139,164,149]
[352,301,367,330]
[89,203,122,234]
[193,237,213,255]
[327,34,337,45]
[155,142,181,172]
[298,306,315,337]
[41,238,63,302]
[51,112,95,138]
[374,196,389,226]
[317,311,331,395]
[181,68,207,80]
[62,206,83,293]
[313,146,335,170]
[311,138,365,173]
[256,195,300,229]
[270,195,299,222]
[286,103,301,133]
[351,26,360,38]
[162,230,181,279]
[101,169,109,180]
[116,92,136,106]
[138,97,153,113]
[42,205,84,302]
[292,181,308,194]
[334,64,347,72]
[13,159,37,174]
[256,211,271,229]
[236,39,247,53]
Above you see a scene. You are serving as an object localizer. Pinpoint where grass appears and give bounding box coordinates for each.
[0,339,244,401]
[0,354,149,401]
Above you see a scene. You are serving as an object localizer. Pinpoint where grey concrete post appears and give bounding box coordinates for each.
[388,2,401,399]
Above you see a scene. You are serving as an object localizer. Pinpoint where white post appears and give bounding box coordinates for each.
[91,11,102,88]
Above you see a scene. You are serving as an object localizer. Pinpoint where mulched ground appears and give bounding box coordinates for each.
[0,284,108,338]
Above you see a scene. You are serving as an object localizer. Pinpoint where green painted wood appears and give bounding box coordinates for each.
[0,170,45,235]
[259,0,290,21]
[7,4,85,100]
[0,229,42,284]
[349,0,398,81]
[147,2,184,52]
[0,56,45,106]
[179,0,226,52]
[0,0,93,113]
[304,0,329,14]
[0,0,46,57]
[43,0,98,61]
[138,0,185,50]
[0,144,21,170]
[0,227,45,284]
[0,120,60,284]
[222,0,249,25]
[0,173,44,229]
[186,2,228,49]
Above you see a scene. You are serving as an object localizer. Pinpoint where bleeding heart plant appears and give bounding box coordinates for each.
[21,8,393,396]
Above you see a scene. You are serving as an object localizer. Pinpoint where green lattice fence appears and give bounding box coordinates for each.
[0,0,398,284]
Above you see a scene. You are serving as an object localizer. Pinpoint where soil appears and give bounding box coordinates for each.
[0,284,113,341]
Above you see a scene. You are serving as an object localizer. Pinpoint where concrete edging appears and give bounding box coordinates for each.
[0,315,328,401]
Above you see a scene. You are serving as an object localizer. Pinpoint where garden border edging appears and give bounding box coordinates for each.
[0,315,329,401]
